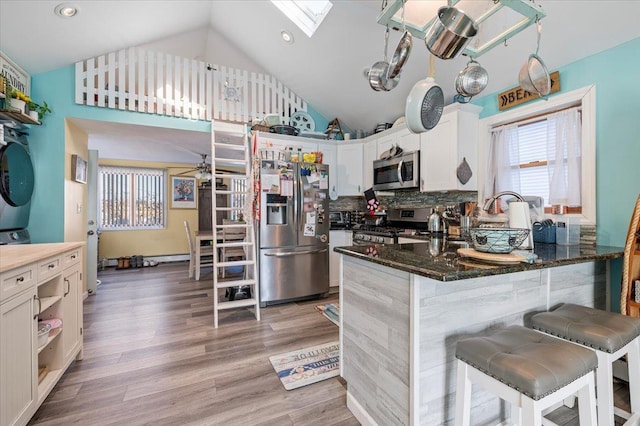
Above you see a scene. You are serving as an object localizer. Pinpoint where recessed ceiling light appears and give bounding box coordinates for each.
[280,30,294,44]
[54,3,78,18]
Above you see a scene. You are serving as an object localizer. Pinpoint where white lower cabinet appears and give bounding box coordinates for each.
[329,230,352,287]
[0,285,37,426]
[420,103,482,192]
[0,243,83,426]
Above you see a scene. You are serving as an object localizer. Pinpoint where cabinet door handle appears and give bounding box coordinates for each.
[48,263,55,269]
[34,295,41,320]
[64,278,70,296]
[16,276,24,283]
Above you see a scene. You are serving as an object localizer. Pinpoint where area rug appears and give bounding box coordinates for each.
[315,303,339,326]
[269,341,340,390]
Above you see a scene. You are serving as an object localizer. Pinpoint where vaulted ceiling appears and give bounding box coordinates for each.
[2,1,639,164]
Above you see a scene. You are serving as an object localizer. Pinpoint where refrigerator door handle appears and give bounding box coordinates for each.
[264,248,328,257]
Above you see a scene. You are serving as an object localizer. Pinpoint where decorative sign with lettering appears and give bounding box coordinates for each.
[497,71,560,111]
[0,51,30,96]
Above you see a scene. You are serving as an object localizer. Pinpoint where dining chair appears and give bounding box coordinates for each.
[184,220,214,279]
[221,218,247,279]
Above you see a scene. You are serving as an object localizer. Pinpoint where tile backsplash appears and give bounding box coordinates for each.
[328,190,478,212]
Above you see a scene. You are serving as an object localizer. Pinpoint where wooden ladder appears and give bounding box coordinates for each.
[211,121,260,328]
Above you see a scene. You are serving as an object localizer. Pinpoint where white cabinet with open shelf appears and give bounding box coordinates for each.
[0,243,83,426]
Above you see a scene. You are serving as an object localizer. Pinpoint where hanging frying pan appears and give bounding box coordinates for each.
[405,55,444,134]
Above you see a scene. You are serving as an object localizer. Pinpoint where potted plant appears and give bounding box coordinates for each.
[28,100,52,120]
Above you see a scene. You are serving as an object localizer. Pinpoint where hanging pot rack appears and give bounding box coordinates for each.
[377,0,546,59]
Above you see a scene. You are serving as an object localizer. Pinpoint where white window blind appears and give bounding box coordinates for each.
[99,166,166,230]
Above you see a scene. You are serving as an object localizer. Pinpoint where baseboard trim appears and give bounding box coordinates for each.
[346,391,378,426]
[104,254,189,267]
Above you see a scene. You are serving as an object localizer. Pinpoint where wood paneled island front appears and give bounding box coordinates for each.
[334,241,623,425]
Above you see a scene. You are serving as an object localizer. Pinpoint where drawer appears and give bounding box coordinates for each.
[38,255,62,283]
[0,264,37,303]
[62,249,81,268]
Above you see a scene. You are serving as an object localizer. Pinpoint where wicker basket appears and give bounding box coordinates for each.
[251,124,271,133]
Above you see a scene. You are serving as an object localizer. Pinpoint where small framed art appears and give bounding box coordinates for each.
[170,176,197,209]
[71,154,87,184]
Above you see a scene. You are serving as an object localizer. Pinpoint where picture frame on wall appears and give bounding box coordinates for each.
[71,154,87,184]
[171,176,197,209]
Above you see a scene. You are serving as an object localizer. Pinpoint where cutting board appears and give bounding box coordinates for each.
[457,248,528,264]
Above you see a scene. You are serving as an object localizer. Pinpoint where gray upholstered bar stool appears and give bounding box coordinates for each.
[455,325,597,426]
[531,303,640,425]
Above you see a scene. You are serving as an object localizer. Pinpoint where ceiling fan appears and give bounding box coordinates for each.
[177,153,212,180]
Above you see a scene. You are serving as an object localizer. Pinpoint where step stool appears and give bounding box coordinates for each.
[455,325,598,426]
[531,303,640,425]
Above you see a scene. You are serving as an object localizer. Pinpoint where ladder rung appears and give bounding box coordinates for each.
[213,158,247,165]
[213,173,248,180]
[216,279,256,289]
[215,207,246,212]
[215,190,249,195]
[216,241,252,248]
[216,298,259,310]
[216,223,250,229]
[218,260,254,267]
[214,142,246,151]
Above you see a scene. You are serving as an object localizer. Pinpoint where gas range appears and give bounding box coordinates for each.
[351,207,436,245]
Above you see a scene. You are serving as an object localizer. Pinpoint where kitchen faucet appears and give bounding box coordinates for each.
[483,191,526,211]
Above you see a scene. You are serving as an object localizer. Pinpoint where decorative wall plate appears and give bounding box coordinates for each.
[290,111,315,132]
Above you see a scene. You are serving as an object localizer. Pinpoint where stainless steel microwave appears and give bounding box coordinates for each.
[372,150,420,191]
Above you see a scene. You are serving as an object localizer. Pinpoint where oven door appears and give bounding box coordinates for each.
[372,151,419,191]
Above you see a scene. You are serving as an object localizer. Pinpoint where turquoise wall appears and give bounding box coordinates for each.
[28,65,328,243]
[473,37,640,311]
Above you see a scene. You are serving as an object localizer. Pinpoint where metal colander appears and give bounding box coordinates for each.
[519,54,550,96]
[455,59,488,98]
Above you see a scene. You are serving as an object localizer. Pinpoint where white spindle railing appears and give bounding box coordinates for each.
[75,48,307,124]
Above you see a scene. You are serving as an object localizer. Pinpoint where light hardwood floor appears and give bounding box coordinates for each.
[29,263,356,426]
[29,262,633,425]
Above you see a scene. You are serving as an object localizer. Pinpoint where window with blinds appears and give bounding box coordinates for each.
[497,108,582,212]
[98,166,166,230]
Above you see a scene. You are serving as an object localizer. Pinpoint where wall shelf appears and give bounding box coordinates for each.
[0,109,40,125]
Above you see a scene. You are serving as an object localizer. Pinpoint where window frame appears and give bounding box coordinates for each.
[478,85,596,225]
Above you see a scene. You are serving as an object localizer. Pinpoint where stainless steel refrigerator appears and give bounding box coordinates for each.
[259,161,329,305]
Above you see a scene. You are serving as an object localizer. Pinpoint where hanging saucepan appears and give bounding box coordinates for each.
[369,26,400,91]
[518,19,550,97]
[405,55,444,134]
[387,1,412,80]
[424,6,478,60]
[454,59,488,103]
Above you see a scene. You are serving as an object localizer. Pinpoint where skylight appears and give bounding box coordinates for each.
[271,0,333,38]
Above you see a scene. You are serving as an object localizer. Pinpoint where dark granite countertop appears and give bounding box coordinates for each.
[334,240,624,282]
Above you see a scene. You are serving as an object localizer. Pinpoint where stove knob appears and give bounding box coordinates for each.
[10,232,19,241]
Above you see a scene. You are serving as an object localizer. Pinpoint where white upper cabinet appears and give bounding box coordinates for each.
[255,132,318,158]
[376,125,420,157]
[362,138,377,192]
[317,141,337,195]
[419,104,482,192]
[336,143,364,196]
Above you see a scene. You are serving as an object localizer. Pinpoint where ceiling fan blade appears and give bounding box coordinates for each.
[176,169,197,176]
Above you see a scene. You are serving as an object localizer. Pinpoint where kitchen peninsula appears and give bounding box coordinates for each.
[334,241,623,425]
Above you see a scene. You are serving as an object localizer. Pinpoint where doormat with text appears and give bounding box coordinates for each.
[269,341,339,390]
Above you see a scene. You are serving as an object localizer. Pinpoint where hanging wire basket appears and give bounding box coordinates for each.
[463,228,531,253]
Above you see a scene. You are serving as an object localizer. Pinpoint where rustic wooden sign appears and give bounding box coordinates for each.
[497,71,560,111]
